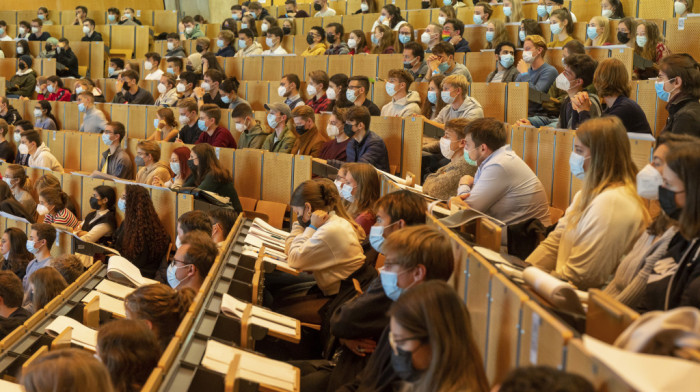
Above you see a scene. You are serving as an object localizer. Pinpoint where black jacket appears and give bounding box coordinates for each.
[662,97,700,138]
[666,238,700,310]
[81,32,104,42]
[338,326,399,392]
[216,46,237,57]
[56,47,80,78]
[0,105,22,125]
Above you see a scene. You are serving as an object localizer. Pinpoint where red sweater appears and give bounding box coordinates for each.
[196,125,237,148]
[47,88,72,102]
[318,138,349,161]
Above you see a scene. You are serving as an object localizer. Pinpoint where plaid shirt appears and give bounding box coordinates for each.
[306,95,331,113]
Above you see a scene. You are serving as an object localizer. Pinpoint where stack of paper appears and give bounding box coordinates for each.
[94,279,135,299]
[45,316,98,350]
[220,293,298,338]
[106,256,158,287]
[81,291,127,318]
[523,267,587,314]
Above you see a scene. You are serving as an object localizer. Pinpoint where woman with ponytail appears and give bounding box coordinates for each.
[75,185,117,245]
[38,187,80,230]
[124,283,196,350]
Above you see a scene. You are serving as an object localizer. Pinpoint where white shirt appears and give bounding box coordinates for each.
[262,46,288,55]
[0,35,12,41]
[144,68,164,81]
[314,8,336,17]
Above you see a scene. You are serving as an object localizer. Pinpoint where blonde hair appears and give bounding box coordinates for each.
[487,19,507,50]
[137,140,162,162]
[21,349,115,392]
[525,34,548,55]
[586,16,611,46]
[344,163,380,218]
[506,0,524,23]
[443,74,469,99]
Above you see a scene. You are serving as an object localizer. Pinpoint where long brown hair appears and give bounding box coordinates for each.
[21,349,115,392]
[665,141,700,239]
[124,283,196,350]
[371,24,394,54]
[191,143,232,185]
[29,267,67,311]
[421,75,447,118]
[119,185,171,263]
[344,163,380,217]
[389,281,489,392]
[3,227,33,276]
[635,21,665,61]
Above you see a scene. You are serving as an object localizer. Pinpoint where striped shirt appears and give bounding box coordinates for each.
[44,208,80,230]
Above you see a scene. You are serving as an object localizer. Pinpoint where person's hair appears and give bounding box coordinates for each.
[475,1,493,18]
[374,190,426,226]
[487,19,507,49]
[563,39,585,57]
[124,284,196,349]
[167,56,184,70]
[524,34,547,56]
[431,41,455,58]
[606,0,625,18]
[403,41,424,63]
[587,16,611,46]
[443,74,468,99]
[349,29,369,52]
[47,75,64,88]
[78,91,95,103]
[267,25,283,39]
[49,254,85,284]
[292,105,316,124]
[20,128,41,147]
[593,58,631,97]
[565,54,598,88]
[382,4,404,28]
[39,6,49,14]
[156,107,177,128]
[0,119,12,151]
[145,52,161,65]
[618,17,636,37]
[220,77,240,94]
[161,73,177,89]
[121,69,140,84]
[388,281,487,392]
[550,9,574,34]
[282,73,301,91]
[195,37,211,51]
[39,187,68,213]
[178,210,213,236]
[445,117,471,139]
[345,163,380,217]
[181,231,218,279]
[204,58,225,76]
[191,143,233,185]
[199,104,221,126]
[29,267,67,311]
[249,1,263,11]
[97,319,161,392]
[387,68,413,88]
[208,208,238,239]
[382,226,454,280]
[137,139,161,162]
[348,75,370,95]
[6,165,28,189]
[75,5,87,13]
[519,19,542,45]
[310,26,326,44]
[666,141,700,239]
[125,60,140,74]
[262,15,278,28]
[20,349,115,392]
[308,69,329,90]
[240,21,257,37]
[0,270,23,308]
[439,5,456,19]
[495,41,516,57]
[636,20,665,61]
[281,18,296,35]
[106,121,125,143]
[166,32,180,41]
[345,105,371,130]
[231,102,253,120]
[119,185,171,263]
[291,178,365,240]
[570,116,645,227]
[37,100,59,129]
[3,227,33,277]
[464,118,507,151]
[181,15,195,25]
[445,18,464,37]
[177,97,198,113]
[421,74,447,118]
[498,366,595,392]
[172,146,192,180]
[660,54,700,99]
[94,185,117,211]
[327,22,344,37]
[506,0,524,22]
[34,173,60,195]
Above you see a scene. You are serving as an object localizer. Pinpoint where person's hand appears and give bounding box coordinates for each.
[120,14,128,22]
[152,176,164,187]
[515,118,532,126]
[427,54,440,72]
[310,210,330,228]
[516,59,529,74]
[340,338,377,357]
[20,96,29,101]
[449,35,461,46]
[571,91,591,112]
[449,196,469,210]
[193,87,205,99]
[178,22,185,33]
[174,137,183,143]
[459,175,474,187]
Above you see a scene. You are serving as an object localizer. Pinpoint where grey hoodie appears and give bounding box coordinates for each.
[29,143,63,172]
[380,90,422,117]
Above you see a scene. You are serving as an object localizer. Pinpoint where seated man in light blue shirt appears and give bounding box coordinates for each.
[515,35,558,123]
[22,223,56,305]
[455,118,551,227]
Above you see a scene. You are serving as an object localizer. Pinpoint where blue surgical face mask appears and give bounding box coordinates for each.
[198,119,207,130]
[118,198,126,212]
[569,151,587,179]
[221,95,231,104]
[371,35,379,45]
[166,67,174,75]
[346,88,358,102]
[485,31,494,42]
[380,267,409,301]
[153,118,160,129]
[464,147,477,166]
[537,5,547,17]
[369,221,398,253]
[108,14,116,22]
[655,79,676,102]
[587,26,598,40]
[550,23,563,36]
[340,184,354,202]
[249,11,257,19]
[102,132,113,146]
[500,53,515,68]
[437,62,450,74]
[399,34,410,44]
[427,91,437,104]
[78,103,86,112]
[519,30,526,42]
[636,35,647,47]
[441,90,454,104]
[267,113,278,128]
[473,14,483,24]
[26,240,39,254]
[166,263,187,288]
[170,162,181,175]
[546,5,554,14]
[217,39,224,48]
[238,39,247,49]
[108,66,115,75]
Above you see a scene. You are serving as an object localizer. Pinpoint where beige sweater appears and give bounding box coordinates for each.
[527,187,646,290]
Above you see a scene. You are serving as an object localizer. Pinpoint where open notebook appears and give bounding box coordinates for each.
[81,291,127,318]
[523,267,588,314]
[107,256,159,287]
[94,279,135,300]
[0,379,22,392]
[201,340,299,392]
[45,316,98,350]
[221,293,298,338]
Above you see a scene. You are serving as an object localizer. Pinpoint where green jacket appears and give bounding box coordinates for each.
[6,70,36,98]
[238,122,270,150]
[184,24,205,39]
[261,123,296,153]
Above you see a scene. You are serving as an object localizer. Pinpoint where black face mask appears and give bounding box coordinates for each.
[186,65,194,72]
[45,43,53,52]
[296,125,308,135]
[326,33,335,42]
[658,186,682,220]
[297,213,310,228]
[18,62,26,70]
[313,3,322,11]
[187,159,197,171]
[390,346,421,382]
[283,26,291,35]
[122,82,130,91]
[617,31,630,44]
[306,34,315,45]
[344,123,355,138]
[403,61,413,70]
[89,196,100,210]
[422,0,431,8]
[195,44,204,52]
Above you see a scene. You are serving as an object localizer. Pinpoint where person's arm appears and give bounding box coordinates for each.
[113,154,134,179]
[18,74,36,97]
[530,66,558,93]
[462,163,509,212]
[356,138,387,167]
[79,222,112,243]
[286,222,342,272]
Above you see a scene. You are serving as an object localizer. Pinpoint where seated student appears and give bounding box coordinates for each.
[455,118,551,227]
[235,28,263,57]
[290,105,328,157]
[152,146,191,189]
[306,70,331,113]
[38,187,80,229]
[15,21,31,41]
[262,103,297,153]
[43,76,71,102]
[78,92,107,133]
[125,283,195,350]
[135,140,171,186]
[302,26,328,56]
[442,18,470,53]
[34,174,78,219]
[0,270,31,338]
[214,29,236,57]
[22,223,55,294]
[167,231,218,291]
[96,122,134,180]
[428,74,484,127]
[516,35,558,117]
[148,108,179,142]
[486,19,507,50]
[11,122,30,165]
[487,41,518,83]
[319,107,351,161]
[348,29,371,55]
[34,76,49,99]
[118,7,142,25]
[196,69,228,109]
[419,23,441,54]
[6,56,36,98]
[0,20,13,41]
[601,0,625,19]
[166,56,184,78]
[498,366,594,392]
[328,74,352,110]
[1,228,33,279]
[324,23,348,55]
[240,14,258,36]
[184,144,243,212]
[279,73,305,109]
[115,185,171,279]
[179,15,205,40]
[473,1,493,24]
[21,129,63,172]
[634,20,670,79]
[208,207,238,247]
[165,33,186,57]
[313,0,337,17]
[112,70,155,105]
[403,42,430,83]
[604,133,698,307]
[108,58,124,78]
[336,225,454,392]
[571,58,652,133]
[283,0,309,17]
[175,71,198,104]
[263,26,288,55]
[176,210,214,248]
[527,117,647,290]
[347,76,381,116]
[586,16,612,46]
[28,18,51,41]
[370,25,394,55]
[195,104,237,148]
[176,98,203,144]
[4,165,35,214]
[371,4,407,32]
[380,69,421,117]
[427,42,473,83]
[396,23,415,53]
[154,73,178,108]
[34,100,58,130]
[201,52,225,75]
[75,185,117,245]
[547,9,575,48]
[49,254,85,284]
[657,54,700,138]
[248,1,270,19]
[419,75,446,121]
[423,118,477,200]
[326,106,390,172]
[21,349,114,392]
[27,267,67,313]
[0,119,15,163]
[56,38,80,78]
[81,18,102,42]
[282,179,366,321]
[616,17,635,47]
[97,319,161,392]
[340,163,380,237]
[0,98,22,126]
[143,52,164,81]
[231,103,268,149]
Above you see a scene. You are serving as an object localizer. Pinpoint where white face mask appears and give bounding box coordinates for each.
[439,137,456,159]
[522,51,535,63]
[157,83,167,94]
[306,84,317,96]
[555,72,571,91]
[326,87,336,100]
[144,61,153,70]
[235,122,247,133]
[278,85,287,97]
[326,124,339,138]
[37,203,50,216]
[18,143,29,155]
[176,83,186,93]
[179,114,189,124]
[347,38,357,49]
[636,163,664,200]
[421,31,432,45]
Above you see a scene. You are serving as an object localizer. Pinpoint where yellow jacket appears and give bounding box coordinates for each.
[301,42,328,56]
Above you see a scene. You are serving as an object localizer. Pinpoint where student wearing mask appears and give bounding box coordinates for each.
[208,208,238,247]
[327,106,389,172]
[248,1,270,20]
[195,69,227,109]
[284,0,309,18]
[348,30,370,55]
[616,17,636,47]
[235,29,263,57]
[586,16,612,46]
[175,71,196,104]
[340,163,380,237]
[634,20,670,78]
[143,52,164,81]
[371,4,407,32]
[263,26,288,55]
[112,70,155,104]
[302,71,329,113]
[504,0,525,22]
[657,54,700,137]
[313,0,337,17]
[421,23,442,53]
[291,105,328,157]
[178,15,205,40]
[319,107,351,161]
[11,122,30,166]
[370,25,394,54]
[516,35,558,117]
[33,101,57,131]
[176,98,203,144]
[430,74,483,126]
[302,26,328,56]
[28,18,51,41]
[240,14,258,36]
[153,146,191,189]
[346,76,381,115]
[154,73,178,108]
[184,143,243,211]
[262,103,296,153]
[427,42,473,83]
[20,129,62,172]
[55,38,80,78]
[165,33,186,57]
[195,104,236,148]
[0,119,15,163]
[281,19,295,36]
[22,223,55,294]
[487,41,518,83]
[602,0,625,19]
[527,117,647,290]
[395,23,414,53]
[80,18,102,42]
[6,55,36,98]
[97,122,134,180]
[27,267,67,313]
[134,140,171,186]
[4,165,35,214]
[77,92,106,133]
[674,0,693,17]
[442,19,470,53]
[420,75,446,121]
[215,30,237,57]
[0,271,31,339]
[473,2,493,24]
[279,73,305,109]
[38,187,80,230]
[0,21,13,41]
[323,23,348,55]
[423,118,476,200]
[44,75,71,101]
[166,57,184,78]
[108,58,124,78]
[455,118,551,227]
[115,185,171,279]
[327,73,352,110]
[380,69,421,117]
[402,42,429,83]
[231,103,269,149]
[547,9,575,48]
[148,107,179,142]
[518,19,543,48]
[1,228,33,280]
[167,231,218,292]
[15,21,31,41]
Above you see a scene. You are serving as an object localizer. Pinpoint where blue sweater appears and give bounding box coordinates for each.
[515,62,558,116]
[330,131,389,172]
